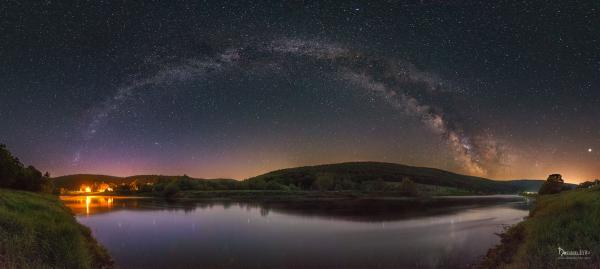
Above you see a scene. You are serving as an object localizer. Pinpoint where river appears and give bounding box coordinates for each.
[61,195,530,268]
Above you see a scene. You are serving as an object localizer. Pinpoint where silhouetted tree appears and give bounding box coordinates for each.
[0,144,51,192]
[577,179,600,189]
[538,174,565,195]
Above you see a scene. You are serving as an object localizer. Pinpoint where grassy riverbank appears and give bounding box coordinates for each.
[481,186,600,268]
[0,188,112,268]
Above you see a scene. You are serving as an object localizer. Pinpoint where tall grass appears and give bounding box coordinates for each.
[0,188,112,268]
[482,186,600,268]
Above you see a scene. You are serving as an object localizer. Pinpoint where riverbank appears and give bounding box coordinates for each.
[0,188,112,268]
[481,186,600,268]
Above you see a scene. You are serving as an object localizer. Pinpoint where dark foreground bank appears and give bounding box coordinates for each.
[0,188,112,268]
[481,186,600,268]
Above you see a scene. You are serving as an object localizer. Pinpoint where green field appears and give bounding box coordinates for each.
[481,186,600,268]
[0,188,112,269]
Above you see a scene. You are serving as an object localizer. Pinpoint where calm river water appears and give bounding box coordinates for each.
[61,195,530,269]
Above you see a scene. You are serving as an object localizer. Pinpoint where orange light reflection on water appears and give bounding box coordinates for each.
[64,196,120,216]
[85,196,91,215]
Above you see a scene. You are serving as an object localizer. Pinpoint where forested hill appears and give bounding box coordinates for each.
[53,162,555,194]
[246,162,544,194]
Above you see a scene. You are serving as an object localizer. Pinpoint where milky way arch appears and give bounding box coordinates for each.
[78,38,509,177]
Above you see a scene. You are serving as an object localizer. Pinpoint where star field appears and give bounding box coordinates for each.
[1,1,599,182]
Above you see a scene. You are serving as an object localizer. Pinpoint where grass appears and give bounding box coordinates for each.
[481,186,600,268]
[0,188,112,269]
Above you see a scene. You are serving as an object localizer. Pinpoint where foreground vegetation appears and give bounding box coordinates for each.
[0,144,51,192]
[0,145,112,268]
[481,185,600,268]
[0,189,112,268]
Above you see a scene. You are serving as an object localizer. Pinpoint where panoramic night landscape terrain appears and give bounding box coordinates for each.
[1,1,599,268]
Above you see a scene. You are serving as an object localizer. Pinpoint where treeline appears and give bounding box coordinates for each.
[577,179,600,189]
[537,174,598,195]
[0,144,51,192]
[115,175,420,198]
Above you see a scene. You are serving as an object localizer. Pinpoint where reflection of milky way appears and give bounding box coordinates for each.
[78,38,510,176]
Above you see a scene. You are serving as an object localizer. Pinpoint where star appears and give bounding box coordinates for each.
[588,148,593,153]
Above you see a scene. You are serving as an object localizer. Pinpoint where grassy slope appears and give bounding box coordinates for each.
[481,186,600,268]
[0,189,112,269]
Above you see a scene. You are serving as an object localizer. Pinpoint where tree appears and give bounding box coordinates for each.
[115,184,132,194]
[577,179,600,189]
[248,178,267,190]
[538,174,565,195]
[265,181,289,190]
[0,144,51,192]
[0,144,22,188]
[177,176,194,190]
[312,173,335,191]
[334,179,356,191]
[399,177,419,196]
[163,182,180,198]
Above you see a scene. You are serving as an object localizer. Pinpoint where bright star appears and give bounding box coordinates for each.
[588,148,593,153]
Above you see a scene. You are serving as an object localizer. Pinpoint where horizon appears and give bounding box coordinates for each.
[49,160,585,184]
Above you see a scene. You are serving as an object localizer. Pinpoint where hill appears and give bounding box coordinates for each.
[246,162,540,194]
[504,179,546,192]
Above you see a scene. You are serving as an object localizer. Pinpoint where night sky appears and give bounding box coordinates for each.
[1,1,599,182]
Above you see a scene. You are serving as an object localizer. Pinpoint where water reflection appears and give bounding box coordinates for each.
[61,196,529,268]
